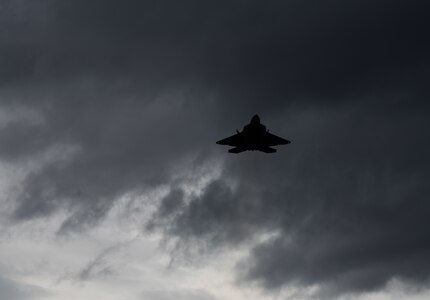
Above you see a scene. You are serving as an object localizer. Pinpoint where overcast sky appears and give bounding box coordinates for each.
[1,1,430,299]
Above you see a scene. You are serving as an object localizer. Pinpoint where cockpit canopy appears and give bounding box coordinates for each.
[251,114,260,125]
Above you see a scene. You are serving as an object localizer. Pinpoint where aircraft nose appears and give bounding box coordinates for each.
[251,114,260,124]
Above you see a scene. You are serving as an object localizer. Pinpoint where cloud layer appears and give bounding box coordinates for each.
[1,0,430,298]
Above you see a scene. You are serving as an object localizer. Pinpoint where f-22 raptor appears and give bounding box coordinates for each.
[216,115,291,153]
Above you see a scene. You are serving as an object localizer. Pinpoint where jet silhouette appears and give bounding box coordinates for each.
[216,115,291,153]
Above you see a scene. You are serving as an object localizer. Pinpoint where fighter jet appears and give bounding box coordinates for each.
[216,114,291,153]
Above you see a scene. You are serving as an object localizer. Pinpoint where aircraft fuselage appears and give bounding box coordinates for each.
[216,114,290,153]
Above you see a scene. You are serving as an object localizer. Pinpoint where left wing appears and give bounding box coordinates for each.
[264,132,291,146]
[216,132,242,146]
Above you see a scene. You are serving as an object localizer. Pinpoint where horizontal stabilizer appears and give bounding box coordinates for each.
[228,147,246,153]
[260,147,277,153]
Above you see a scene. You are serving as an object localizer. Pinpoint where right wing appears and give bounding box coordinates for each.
[216,133,242,146]
[264,132,291,146]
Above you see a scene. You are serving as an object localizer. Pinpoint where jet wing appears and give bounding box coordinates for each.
[264,132,291,146]
[216,133,242,146]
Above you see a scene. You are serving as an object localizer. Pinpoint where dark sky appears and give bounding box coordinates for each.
[1,1,430,299]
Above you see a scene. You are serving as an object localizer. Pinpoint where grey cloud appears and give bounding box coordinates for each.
[5,89,218,232]
[150,180,274,249]
[146,188,185,233]
[3,1,430,108]
[56,241,134,284]
[150,104,430,297]
[1,0,430,298]
[0,276,49,300]
[141,289,216,300]
[76,245,119,281]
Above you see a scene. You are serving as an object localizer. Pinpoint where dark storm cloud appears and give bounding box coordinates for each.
[1,0,430,298]
[152,104,430,297]
[3,0,429,108]
[6,93,217,232]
